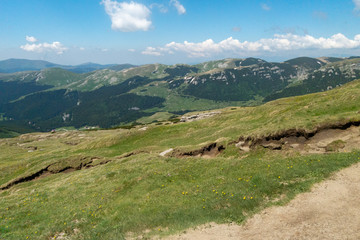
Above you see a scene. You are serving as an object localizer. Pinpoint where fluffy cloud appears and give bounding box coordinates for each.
[101,0,151,32]
[141,33,360,58]
[141,47,162,56]
[20,37,67,55]
[170,0,186,15]
[354,0,360,11]
[26,36,37,43]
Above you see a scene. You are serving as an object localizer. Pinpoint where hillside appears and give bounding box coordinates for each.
[1,57,360,134]
[0,59,59,73]
[1,79,360,239]
[0,59,135,74]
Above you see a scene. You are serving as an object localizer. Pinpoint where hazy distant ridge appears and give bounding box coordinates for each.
[0,58,136,73]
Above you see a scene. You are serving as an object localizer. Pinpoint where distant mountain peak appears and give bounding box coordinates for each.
[0,59,134,74]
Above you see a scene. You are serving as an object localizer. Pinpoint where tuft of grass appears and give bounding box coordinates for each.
[325,140,346,152]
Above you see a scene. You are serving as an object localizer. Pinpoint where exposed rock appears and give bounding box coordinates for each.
[172,143,225,158]
[260,141,283,150]
[234,120,360,154]
[159,148,173,157]
[0,156,110,191]
[235,141,250,152]
[180,111,221,122]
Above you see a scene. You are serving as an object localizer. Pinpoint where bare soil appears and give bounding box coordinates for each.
[164,162,360,240]
[236,122,360,154]
[0,156,110,190]
[171,143,225,158]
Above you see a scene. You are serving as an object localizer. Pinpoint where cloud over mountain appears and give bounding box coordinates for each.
[142,33,360,58]
[20,36,67,55]
[102,0,151,32]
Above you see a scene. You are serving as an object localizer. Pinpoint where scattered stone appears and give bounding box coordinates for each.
[235,141,250,152]
[55,232,69,240]
[26,146,38,152]
[180,111,221,122]
[235,121,360,154]
[261,142,283,150]
[289,143,300,149]
[159,148,173,157]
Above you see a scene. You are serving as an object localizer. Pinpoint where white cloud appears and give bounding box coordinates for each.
[26,36,37,43]
[354,0,360,11]
[261,3,271,11]
[128,48,136,52]
[141,47,162,56]
[170,0,186,15]
[101,0,151,32]
[141,33,360,58]
[20,38,67,55]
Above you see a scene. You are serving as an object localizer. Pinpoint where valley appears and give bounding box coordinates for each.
[1,77,360,239]
[1,57,360,135]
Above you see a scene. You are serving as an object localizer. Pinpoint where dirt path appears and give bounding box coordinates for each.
[165,162,360,240]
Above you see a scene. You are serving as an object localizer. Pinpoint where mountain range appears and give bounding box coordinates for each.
[0,58,135,74]
[1,56,360,136]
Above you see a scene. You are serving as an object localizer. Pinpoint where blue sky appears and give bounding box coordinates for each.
[1,0,360,65]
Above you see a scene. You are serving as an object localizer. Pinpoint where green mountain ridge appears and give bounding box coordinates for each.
[0,58,135,74]
[1,56,360,134]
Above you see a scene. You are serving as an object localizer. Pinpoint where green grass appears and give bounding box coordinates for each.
[1,79,360,239]
[37,68,83,87]
[1,150,359,239]
[131,81,255,113]
[0,114,7,121]
[136,112,175,124]
[0,122,35,139]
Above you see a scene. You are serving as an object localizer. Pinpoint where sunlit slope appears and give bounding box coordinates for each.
[2,79,360,184]
[1,57,360,132]
[0,79,360,239]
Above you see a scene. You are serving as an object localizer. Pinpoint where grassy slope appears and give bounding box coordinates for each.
[65,64,169,91]
[130,81,251,114]
[1,80,360,239]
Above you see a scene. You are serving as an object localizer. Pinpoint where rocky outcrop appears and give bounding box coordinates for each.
[180,111,221,122]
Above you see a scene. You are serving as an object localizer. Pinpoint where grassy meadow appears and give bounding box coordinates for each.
[1,79,360,239]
